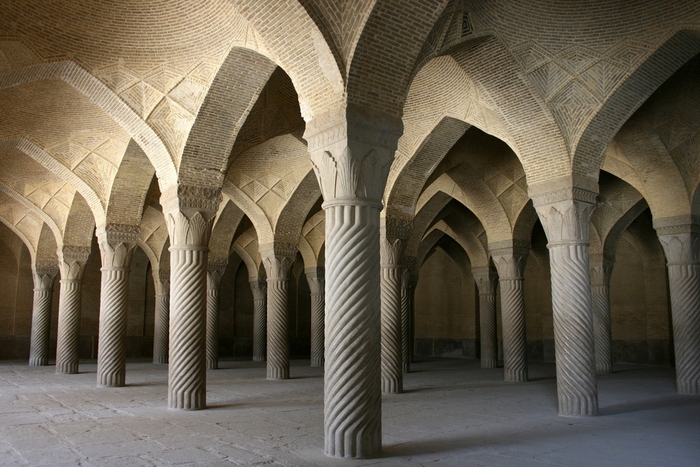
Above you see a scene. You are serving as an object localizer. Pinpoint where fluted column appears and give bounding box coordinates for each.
[250,278,267,362]
[655,217,700,395]
[491,243,529,382]
[306,268,325,367]
[400,266,412,373]
[589,254,614,374]
[152,269,170,364]
[533,186,598,416]
[206,259,227,370]
[304,105,401,458]
[261,244,296,380]
[409,278,417,364]
[55,246,90,374]
[162,185,221,410]
[380,219,410,394]
[28,262,59,366]
[96,224,139,388]
[472,266,499,369]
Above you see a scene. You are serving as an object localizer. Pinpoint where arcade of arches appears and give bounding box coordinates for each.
[0,0,699,462]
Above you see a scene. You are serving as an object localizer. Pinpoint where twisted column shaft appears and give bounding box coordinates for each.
[400,269,411,373]
[206,264,225,370]
[206,287,220,370]
[266,278,290,379]
[534,192,598,416]
[250,279,267,362]
[153,293,170,364]
[473,267,498,369]
[590,257,614,375]
[29,268,57,366]
[306,268,325,367]
[262,248,295,380]
[492,252,528,382]
[324,203,382,457]
[380,265,402,393]
[55,280,83,374]
[656,225,700,395]
[96,268,130,387]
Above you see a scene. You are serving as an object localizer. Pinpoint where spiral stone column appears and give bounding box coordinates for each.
[589,254,614,374]
[96,224,139,388]
[261,244,296,380]
[250,278,267,362]
[206,259,227,370]
[533,185,598,416]
[152,269,170,364]
[472,266,498,368]
[491,243,529,382]
[306,268,325,367]
[400,266,412,373]
[162,185,221,410]
[28,262,59,366]
[654,216,700,395]
[304,105,401,458]
[380,219,410,394]
[55,245,91,374]
[409,277,418,364]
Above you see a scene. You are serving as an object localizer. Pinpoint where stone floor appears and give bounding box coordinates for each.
[0,358,698,466]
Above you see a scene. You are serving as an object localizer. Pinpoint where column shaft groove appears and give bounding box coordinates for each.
[97,268,130,387]
[380,266,402,393]
[29,288,53,366]
[267,279,290,379]
[153,294,169,364]
[55,280,82,374]
[500,278,528,382]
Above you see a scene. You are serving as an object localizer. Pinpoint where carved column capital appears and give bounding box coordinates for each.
[531,187,597,245]
[32,261,59,290]
[153,269,170,296]
[305,267,325,296]
[260,243,297,280]
[58,245,91,281]
[207,258,228,290]
[303,104,402,205]
[490,239,530,280]
[97,224,140,270]
[249,278,267,301]
[471,266,498,295]
[653,217,700,265]
[589,253,615,287]
[161,184,221,248]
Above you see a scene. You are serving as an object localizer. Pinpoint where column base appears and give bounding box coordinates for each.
[206,359,218,370]
[381,377,402,394]
[29,357,48,366]
[311,356,324,367]
[267,366,289,380]
[98,374,125,387]
[677,378,700,395]
[153,356,168,364]
[504,370,528,382]
[481,358,498,369]
[402,362,410,373]
[596,363,612,374]
[558,394,598,416]
[56,363,78,374]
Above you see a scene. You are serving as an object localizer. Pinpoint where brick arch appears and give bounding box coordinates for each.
[274,170,321,246]
[0,138,106,227]
[0,180,63,244]
[177,48,277,189]
[299,210,325,270]
[136,239,159,275]
[431,219,489,269]
[0,61,177,190]
[345,0,451,118]
[448,36,569,186]
[62,192,95,248]
[387,54,520,218]
[512,200,539,245]
[210,198,246,261]
[416,172,512,244]
[0,217,37,264]
[573,29,700,185]
[405,191,453,260]
[35,222,59,264]
[221,180,273,246]
[231,242,260,282]
[232,0,345,120]
[415,229,447,278]
[105,140,155,228]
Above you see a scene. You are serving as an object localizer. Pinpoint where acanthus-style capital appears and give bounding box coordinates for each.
[491,253,528,280]
[207,258,228,289]
[260,243,297,280]
[380,235,405,267]
[531,186,597,245]
[97,224,139,269]
[653,217,700,265]
[165,211,216,248]
[161,184,222,248]
[303,104,403,204]
[58,245,91,281]
[471,266,498,294]
[589,253,615,287]
[32,260,59,289]
[400,268,411,289]
[305,267,325,295]
[153,268,170,296]
[249,278,267,301]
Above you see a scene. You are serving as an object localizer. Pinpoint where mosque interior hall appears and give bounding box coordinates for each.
[0,1,699,465]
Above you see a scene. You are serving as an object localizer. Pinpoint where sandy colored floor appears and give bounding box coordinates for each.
[0,358,698,466]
